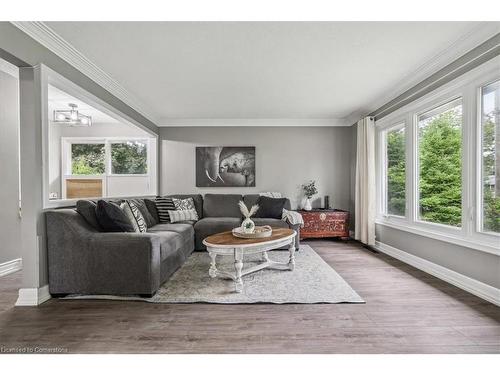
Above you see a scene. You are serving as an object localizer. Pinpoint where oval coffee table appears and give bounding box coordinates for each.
[203,228,297,293]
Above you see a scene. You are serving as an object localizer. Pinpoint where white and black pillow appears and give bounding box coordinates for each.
[168,209,198,223]
[172,197,199,220]
[155,196,175,223]
[123,200,147,233]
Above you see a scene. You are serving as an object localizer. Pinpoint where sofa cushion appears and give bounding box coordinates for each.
[252,218,289,229]
[95,200,135,232]
[76,200,101,231]
[255,196,288,219]
[151,231,185,262]
[203,194,243,217]
[194,217,241,249]
[165,194,203,219]
[148,223,195,244]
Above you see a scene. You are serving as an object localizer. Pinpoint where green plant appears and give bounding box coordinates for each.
[302,180,318,199]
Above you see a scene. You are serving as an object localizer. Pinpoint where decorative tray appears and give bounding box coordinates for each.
[232,225,273,239]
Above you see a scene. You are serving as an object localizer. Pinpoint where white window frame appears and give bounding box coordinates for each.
[61,137,152,199]
[375,55,500,256]
[378,121,407,219]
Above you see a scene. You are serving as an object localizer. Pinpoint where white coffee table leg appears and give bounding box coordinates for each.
[234,248,243,293]
[208,251,217,278]
[288,242,295,271]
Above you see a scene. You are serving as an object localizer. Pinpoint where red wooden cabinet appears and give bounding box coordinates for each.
[298,209,350,240]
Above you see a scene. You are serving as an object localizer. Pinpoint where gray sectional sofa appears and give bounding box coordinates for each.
[46,193,300,297]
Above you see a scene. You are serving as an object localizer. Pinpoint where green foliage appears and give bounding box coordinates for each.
[71,144,105,175]
[481,114,499,233]
[302,180,318,199]
[418,107,462,226]
[111,142,147,174]
[387,128,405,216]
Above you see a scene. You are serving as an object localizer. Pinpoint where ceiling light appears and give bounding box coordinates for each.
[53,103,92,127]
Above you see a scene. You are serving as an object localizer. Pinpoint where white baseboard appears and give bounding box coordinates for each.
[0,258,22,277]
[15,285,51,306]
[374,241,500,307]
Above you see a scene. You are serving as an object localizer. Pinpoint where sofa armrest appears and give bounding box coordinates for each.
[46,210,161,295]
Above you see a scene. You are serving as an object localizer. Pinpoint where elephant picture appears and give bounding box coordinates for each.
[196,146,255,187]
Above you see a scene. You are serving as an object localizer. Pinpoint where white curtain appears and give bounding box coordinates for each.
[355,116,376,246]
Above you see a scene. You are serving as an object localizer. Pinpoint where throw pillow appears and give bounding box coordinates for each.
[76,200,101,231]
[255,196,288,219]
[172,197,199,220]
[144,198,160,225]
[95,200,135,232]
[123,200,147,233]
[168,209,198,223]
[130,198,156,228]
[155,196,175,223]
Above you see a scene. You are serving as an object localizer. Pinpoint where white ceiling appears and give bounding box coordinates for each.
[48,84,120,123]
[44,22,499,126]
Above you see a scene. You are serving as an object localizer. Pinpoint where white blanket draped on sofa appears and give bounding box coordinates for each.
[355,116,376,246]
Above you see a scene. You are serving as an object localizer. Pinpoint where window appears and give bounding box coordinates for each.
[480,80,500,234]
[385,125,406,216]
[111,140,148,175]
[417,99,462,227]
[71,143,105,175]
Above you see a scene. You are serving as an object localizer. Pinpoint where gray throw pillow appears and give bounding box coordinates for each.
[144,199,160,225]
[76,200,101,231]
[95,200,135,232]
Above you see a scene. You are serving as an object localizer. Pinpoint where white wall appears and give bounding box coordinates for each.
[48,121,155,199]
[0,62,21,266]
[160,126,353,210]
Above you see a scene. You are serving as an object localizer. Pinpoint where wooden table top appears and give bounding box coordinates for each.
[203,227,295,248]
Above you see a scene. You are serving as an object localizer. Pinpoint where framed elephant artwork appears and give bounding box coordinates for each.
[196,146,255,187]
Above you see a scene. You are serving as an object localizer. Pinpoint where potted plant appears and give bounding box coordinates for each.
[302,180,318,211]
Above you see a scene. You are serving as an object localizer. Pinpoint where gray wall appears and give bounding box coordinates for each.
[160,126,354,210]
[0,67,21,265]
[376,225,500,289]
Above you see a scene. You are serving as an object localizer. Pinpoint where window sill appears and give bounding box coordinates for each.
[375,219,500,256]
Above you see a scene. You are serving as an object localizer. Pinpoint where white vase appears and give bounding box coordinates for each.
[241,217,255,233]
[303,198,312,211]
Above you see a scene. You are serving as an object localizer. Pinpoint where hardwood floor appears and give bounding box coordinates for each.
[0,239,499,354]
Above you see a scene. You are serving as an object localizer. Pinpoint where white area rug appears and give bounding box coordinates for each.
[64,245,364,304]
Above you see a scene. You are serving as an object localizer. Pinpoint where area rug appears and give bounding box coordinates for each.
[64,245,364,304]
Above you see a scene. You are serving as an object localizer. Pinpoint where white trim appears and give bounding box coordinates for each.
[375,220,500,256]
[11,22,159,125]
[374,241,500,307]
[0,258,22,277]
[15,285,51,306]
[344,23,500,124]
[0,57,19,78]
[158,118,349,127]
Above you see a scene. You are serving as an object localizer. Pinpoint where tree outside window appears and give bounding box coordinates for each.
[418,100,462,227]
[481,81,500,233]
[71,143,105,175]
[111,141,148,175]
[386,126,406,216]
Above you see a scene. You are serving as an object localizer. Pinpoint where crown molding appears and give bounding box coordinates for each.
[11,21,160,125]
[344,22,500,124]
[158,118,350,127]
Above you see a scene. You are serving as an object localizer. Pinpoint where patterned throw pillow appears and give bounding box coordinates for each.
[155,197,175,223]
[128,200,147,232]
[121,201,147,233]
[172,197,199,220]
[168,209,198,223]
